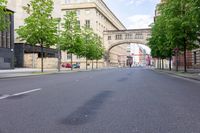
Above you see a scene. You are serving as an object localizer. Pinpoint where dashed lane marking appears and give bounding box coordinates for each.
[0,88,42,100]
[0,95,10,100]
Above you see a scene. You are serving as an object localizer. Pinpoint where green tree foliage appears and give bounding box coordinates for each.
[93,35,104,61]
[16,0,58,72]
[81,27,104,69]
[60,11,83,70]
[0,0,10,31]
[149,0,200,72]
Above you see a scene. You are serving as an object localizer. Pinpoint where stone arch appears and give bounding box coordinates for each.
[103,28,151,66]
[108,40,148,52]
[105,40,148,60]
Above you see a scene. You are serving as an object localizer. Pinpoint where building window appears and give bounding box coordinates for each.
[96,11,99,16]
[65,10,69,15]
[115,34,122,40]
[77,55,80,59]
[1,31,6,48]
[135,33,143,39]
[108,36,111,40]
[85,9,90,14]
[76,10,80,16]
[65,0,70,4]
[85,20,90,28]
[77,20,80,28]
[194,52,197,64]
[67,53,72,60]
[125,34,133,39]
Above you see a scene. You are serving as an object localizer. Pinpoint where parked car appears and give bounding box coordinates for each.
[62,63,80,69]
[73,63,80,68]
[62,63,72,68]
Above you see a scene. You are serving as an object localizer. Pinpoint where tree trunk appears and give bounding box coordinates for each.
[71,53,73,71]
[169,56,172,71]
[159,58,161,69]
[176,51,179,72]
[32,45,35,68]
[162,59,164,70]
[92,60,94,70]
[183,44,187,72]
[96,60,98,69]
[41,44,44,73]
[57,49,61,72]
[86,58,88,70]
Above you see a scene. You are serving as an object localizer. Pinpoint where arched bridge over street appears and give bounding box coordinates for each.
[103,28,151,61]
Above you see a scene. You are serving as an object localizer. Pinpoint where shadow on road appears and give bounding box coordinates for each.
[61,91,113,125]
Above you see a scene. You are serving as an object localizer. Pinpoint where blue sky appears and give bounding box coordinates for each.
[104,0,160,29]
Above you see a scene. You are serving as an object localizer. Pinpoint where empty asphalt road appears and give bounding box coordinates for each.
[1,68,200,133]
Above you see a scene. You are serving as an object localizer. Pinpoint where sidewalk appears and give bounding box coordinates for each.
[0,68,110,79]
[153,68,200,81]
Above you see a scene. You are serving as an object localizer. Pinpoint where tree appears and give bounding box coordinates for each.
[16,0,58,72]
[60,11,83,70]
[92,34,104,69]
[149,14,174,70]
[159,0,199,72]
[0,0,10,31]
[81,27,94,70]
[150,0,200,72]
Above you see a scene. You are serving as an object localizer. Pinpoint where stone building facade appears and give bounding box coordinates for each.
[4,0,128,69]
[5,0,62,68]
[61,0,129,68]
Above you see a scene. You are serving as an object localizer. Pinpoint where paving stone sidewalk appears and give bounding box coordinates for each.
[153,69,200,81]
[0,67,114,79]
[0,68,71,79]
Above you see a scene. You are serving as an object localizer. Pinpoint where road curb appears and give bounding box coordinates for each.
[152,69,200,82]
[0,68,115,80]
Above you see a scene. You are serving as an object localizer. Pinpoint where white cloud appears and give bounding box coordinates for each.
[128,0,145,6]
[127,14,153,29]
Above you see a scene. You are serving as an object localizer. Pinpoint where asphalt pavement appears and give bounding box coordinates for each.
[0,68,200,133]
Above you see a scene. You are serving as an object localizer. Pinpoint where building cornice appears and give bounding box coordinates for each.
[61,1,126,30]
[104,28,151,33]
[100,0,126,29]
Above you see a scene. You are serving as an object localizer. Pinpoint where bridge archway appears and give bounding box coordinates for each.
[103,28,151,66]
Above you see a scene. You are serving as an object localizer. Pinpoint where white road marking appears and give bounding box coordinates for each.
[11,88,42,97]
[0,95,10,100]
[0,88,42,100]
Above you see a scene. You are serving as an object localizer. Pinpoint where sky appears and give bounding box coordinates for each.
[104,0,160,29]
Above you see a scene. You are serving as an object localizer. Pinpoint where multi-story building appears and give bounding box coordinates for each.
[61,0,128,68]
[0,9,14,69]
[5,0,62,68]
[3,0,128,69]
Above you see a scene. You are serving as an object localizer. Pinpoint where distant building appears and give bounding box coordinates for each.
[130,44,146,66]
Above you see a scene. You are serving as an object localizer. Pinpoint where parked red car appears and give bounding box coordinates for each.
[62,63,80,68]
[62,63,72,68]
